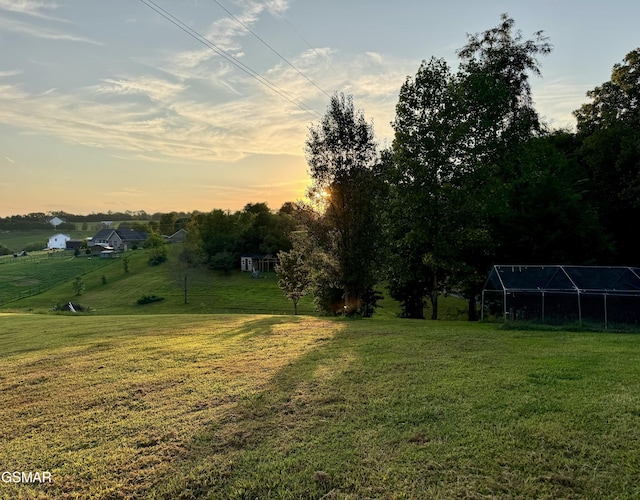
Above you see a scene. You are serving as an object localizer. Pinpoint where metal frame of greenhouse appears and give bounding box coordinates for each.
[481,265,640,329]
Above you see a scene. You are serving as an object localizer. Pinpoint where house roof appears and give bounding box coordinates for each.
[92,229,148,242]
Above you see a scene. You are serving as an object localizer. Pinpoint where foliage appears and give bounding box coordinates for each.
[275,232,312,315]
[122,254,130,273]
[185,205,295,272]
[144,232,168,266]
[386,15,552,320]
[23,241,46,252]
[208,250,234,275]
[136,294,165,305]
[573,48,640,265]
[304,92,384,315]
[0,244,12,256]
[72,276,85,296]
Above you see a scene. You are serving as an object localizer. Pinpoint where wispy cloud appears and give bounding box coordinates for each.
[0,13,100,44]
[0,0,61,20]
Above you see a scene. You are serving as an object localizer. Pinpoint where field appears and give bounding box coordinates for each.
[1,313,639,499]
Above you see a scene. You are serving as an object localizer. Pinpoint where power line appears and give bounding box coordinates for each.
[138,0,322,119]
[276,11,332,69]
[210,0,331,99]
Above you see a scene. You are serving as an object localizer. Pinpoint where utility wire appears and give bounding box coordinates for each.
[138,0,322,119]
[210,0,331,99]
[277,11,332,68]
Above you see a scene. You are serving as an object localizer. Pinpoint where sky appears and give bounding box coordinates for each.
[0,0,638,217]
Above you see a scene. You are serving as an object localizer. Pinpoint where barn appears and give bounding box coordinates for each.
[482,265,640,329]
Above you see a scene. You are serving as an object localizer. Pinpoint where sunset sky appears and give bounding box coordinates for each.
[1,0,638,216]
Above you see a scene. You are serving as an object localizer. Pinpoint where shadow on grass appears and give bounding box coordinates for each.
[149,319,354,499]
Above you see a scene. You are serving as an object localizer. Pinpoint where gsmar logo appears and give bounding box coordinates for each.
[1,471,52,483]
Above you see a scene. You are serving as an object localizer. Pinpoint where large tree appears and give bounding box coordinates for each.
[388,15,552,320]
[386,57,459,319]
[305,92,383,315]
[574,48,640,265]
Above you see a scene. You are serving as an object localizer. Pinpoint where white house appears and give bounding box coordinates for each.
[49,216,64,228]
[48,233,71,249]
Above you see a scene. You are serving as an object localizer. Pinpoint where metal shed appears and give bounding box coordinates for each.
[482,265,640,328]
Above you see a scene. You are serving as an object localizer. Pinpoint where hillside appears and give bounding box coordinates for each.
[0,246,318,316]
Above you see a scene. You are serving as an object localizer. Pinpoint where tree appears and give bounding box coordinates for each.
[159,212,178,235]
[275,232,312,315]
[574,48,640,265]
[144,232,168,266]
[387,15,552,320]
[72,276,85,296]
[305,92,383,315]
[386,57,459,319]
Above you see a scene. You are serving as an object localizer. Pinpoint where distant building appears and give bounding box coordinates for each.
[91,228,148,251]
[49,216,65,228]
[241,254,278,273]
[66,240,84,251]
[48,233,70,250]
[164,228,187,244]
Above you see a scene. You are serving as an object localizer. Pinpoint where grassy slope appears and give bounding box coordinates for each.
[0,230,95,253]
[1,314,639,499]
[1,246,472,320]
[0,251,118,305]
[0,247,319,316]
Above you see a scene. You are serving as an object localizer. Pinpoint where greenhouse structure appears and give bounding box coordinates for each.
[482,265,640,328]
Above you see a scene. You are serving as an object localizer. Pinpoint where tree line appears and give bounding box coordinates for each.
[277,15,640,320]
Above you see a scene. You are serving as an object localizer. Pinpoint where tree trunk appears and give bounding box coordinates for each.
[430,274,439,320]
[468,294,477,321]
[430,290,438,320]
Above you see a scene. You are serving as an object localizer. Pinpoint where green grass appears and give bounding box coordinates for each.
[1,245,472,320]
[2,247,319,316]
[0,251,120,305]
[1,314,639,499]
[0,229,94,253]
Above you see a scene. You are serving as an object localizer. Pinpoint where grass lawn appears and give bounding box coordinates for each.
[0,230,95,254]
[1,314,639,499]
[0,252,119,306]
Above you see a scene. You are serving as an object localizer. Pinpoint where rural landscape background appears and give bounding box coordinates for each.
[2,3,640,499]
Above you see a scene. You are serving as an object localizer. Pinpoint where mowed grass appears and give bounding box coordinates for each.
[1,314,639,499]
[2,247,321,316]
[0,252,119,305]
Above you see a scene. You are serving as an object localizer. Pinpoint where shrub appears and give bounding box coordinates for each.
[23,241,45,252]
[137,294,165,305]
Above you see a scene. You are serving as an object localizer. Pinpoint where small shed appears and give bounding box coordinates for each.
[241,254,278,273]
[482,265,640,329]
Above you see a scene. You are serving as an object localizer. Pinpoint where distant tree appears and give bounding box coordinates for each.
[209,251,235,275]
[275,232,312,315]
[159,212,178,235]
[144,232,168,265]
[123,255,130,273]
[72,276,85,296]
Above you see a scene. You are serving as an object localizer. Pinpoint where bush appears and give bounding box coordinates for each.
[0,244,12,256]
[137,294,165,305]
[23,241,45,252]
